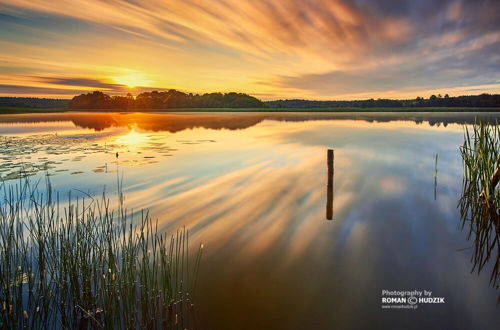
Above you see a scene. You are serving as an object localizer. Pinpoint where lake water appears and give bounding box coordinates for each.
[1,112,499,329]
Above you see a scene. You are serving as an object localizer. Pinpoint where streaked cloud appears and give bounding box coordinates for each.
[0,84,84,95]
[0,74,175,95]
[36,77,122,89]
[268,35,500,98]
[0,0,499,99]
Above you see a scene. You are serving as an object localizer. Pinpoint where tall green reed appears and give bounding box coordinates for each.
[0,175,202,329]
[459,121,499,297]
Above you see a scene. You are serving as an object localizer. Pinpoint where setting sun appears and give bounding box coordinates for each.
[113,72,151,88]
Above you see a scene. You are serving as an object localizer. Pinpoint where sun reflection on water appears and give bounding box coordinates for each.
[115,127,149,146]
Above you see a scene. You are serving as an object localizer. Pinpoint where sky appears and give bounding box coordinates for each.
[0,0,499,100]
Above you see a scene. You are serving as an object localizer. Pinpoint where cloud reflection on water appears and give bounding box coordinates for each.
[1,113,500,329]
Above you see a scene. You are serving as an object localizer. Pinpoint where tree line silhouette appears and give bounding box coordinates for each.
[2,92,500,110]
[68,90,263,109]
[0,97,68,108]
[267,93,500,108]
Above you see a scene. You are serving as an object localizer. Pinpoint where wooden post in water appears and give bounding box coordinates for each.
[434,153,438,201]
[327,149,334,220]
[327,149,334,188]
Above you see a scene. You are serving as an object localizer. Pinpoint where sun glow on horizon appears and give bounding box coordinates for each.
[113,72,152,89]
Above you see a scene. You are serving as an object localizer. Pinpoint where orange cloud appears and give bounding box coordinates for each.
[0,0,499,99]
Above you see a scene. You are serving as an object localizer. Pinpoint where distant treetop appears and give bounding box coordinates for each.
[266,93,500,108]
[67,90,264,109]
[0,97,69,108]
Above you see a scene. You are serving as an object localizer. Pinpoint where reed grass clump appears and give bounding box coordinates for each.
[459,121,500,294]
[0,177,202,329]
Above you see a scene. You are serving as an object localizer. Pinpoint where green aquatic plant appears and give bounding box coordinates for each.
[0,176,202,329]
[0,133,180,182]
[459,121,500,297]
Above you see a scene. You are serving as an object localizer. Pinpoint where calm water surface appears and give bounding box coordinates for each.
[1,112,499,329]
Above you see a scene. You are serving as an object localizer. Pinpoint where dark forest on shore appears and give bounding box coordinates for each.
[267,93,500,108]
[68,90,264,109]
[1,91,500,110]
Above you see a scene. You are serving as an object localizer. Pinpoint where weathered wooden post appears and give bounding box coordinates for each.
[434,153,438,201]
[327,149,334,188]
[327,149,334,220]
